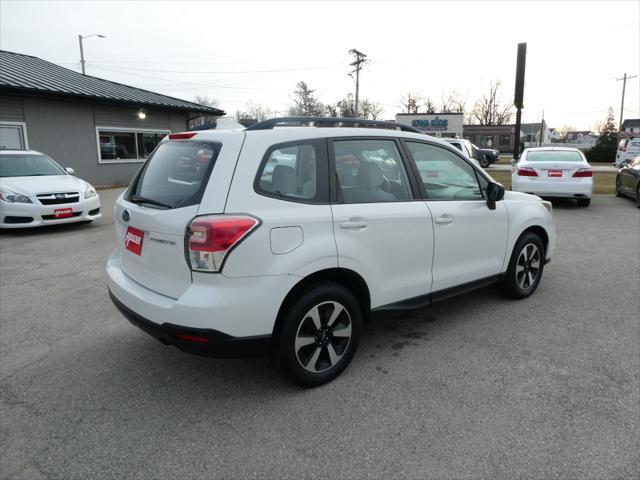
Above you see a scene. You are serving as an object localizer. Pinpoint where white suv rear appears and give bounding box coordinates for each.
[107,118,555,387]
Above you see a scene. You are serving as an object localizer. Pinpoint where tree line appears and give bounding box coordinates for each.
[197,78,516,125]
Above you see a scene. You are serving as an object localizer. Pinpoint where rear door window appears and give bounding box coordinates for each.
[127,141,221,209]
[255,139,328,203]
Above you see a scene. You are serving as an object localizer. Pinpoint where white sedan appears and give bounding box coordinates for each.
[512,147,593,207]
[0,150,101,228]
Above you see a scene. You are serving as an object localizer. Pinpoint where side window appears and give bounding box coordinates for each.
[332,139,412,204]
[256,140,328,203]
[404,141,484,201]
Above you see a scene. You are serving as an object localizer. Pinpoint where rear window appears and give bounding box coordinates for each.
[526,151,583,162]
[127,141,221,209]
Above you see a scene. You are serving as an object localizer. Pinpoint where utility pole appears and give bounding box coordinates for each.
[539,109,544,147]
[348,49,367,118]
[616,73,637,131]
[78,33,106,75]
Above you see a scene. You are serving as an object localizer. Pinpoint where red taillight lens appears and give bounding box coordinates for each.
[187,215,259,272]
[517,167,538,176]
[573,168,592,177]
[169,132,197,140]
[623,142,628,152]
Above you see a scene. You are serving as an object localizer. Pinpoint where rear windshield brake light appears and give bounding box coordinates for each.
[169,132,198,140]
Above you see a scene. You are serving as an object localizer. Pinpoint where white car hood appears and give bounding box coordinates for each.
[0,175,88,196]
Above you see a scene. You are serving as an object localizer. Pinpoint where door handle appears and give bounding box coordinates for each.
[340,219,368,230]
[434,215,453,225]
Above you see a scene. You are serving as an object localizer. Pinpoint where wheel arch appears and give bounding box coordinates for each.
[271,268,371,341]
[519,225,549,255]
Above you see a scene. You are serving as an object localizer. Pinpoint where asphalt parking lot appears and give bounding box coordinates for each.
[1,189,638,480]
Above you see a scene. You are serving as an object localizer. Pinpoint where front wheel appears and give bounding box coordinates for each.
[499,232,545,299]
[479,157,490,168]
[636,186,640,209]
[276,283,362,388]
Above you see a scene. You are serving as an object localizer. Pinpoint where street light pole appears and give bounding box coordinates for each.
[78,34,105,75]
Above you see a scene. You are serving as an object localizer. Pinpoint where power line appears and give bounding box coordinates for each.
[86,63,345,75]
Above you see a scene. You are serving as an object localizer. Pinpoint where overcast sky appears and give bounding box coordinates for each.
[2,0,639,130]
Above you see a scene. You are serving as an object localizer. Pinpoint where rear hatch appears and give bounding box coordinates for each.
[113,133,242,298]
[523,150,590,180]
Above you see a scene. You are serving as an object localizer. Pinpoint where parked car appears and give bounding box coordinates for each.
[615,136,640,167]
[477,147,500,167]
[442,138,482,167]
[511,147,593,207]
[0,150,101,228]
[107,118,556,387]
[615,155,640,208]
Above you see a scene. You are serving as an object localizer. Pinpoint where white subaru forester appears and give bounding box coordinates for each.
[107,118,555,387]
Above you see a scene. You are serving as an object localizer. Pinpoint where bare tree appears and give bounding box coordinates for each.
[400,92,422,114]
[325,103,338,117]
[556,125,575,140]
[193,94,219,108]
[441,90,467,114]
[471,80,514,125]
[360,99,384,120]
[423,97,437,114]
[243,100,271,121]
[336,94,356,118]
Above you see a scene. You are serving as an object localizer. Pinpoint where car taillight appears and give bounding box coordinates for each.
[169,132,197,140]
[517,167,538,176]
[573,168,592,177]
[187,215,259,272]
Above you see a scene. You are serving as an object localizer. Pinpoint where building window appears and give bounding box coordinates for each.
[0,122,28,150]
[479,135,494,148]
[499,135,511,148]
[525,134,532,142]
[96,128,168,163]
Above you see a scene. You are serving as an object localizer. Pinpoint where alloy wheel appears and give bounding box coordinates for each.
[294,301,352,373]
[516,243,541,290]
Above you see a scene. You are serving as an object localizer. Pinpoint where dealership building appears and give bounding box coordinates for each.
[0,50,224,186]
[395,113,464,138]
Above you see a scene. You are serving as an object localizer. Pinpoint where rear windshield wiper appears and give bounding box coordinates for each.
[129,194,172,209]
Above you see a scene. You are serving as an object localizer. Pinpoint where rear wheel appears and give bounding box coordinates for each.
[276,283,362,388]
[499,232,545,299]
[615,177,623,197]
[479,157,490,168]
[635,185,640,209]
[577,198,591,207]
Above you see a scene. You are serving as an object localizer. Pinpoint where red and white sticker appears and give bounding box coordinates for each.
[54,208,73,218]
[548,170,563,177]
[125,226,144,256]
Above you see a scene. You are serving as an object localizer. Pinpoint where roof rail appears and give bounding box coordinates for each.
[244,116,423,134]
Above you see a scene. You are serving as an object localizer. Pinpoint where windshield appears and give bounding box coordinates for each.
[128,141,221,209]
[0,153,66,177]
[526,151,583,162]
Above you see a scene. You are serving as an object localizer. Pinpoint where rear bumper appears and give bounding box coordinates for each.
[109,290,271,358]
[512,177,593,198]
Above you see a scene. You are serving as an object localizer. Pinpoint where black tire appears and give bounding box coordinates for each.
[635,185,640,209]
[615,176,623,197]
[499,232,545,299]
[577,198,591,207]
[479,157,490,168]
[276,282,362,388]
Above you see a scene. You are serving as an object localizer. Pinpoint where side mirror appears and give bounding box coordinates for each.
[65,167,75,175]
[486,182,505,210]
